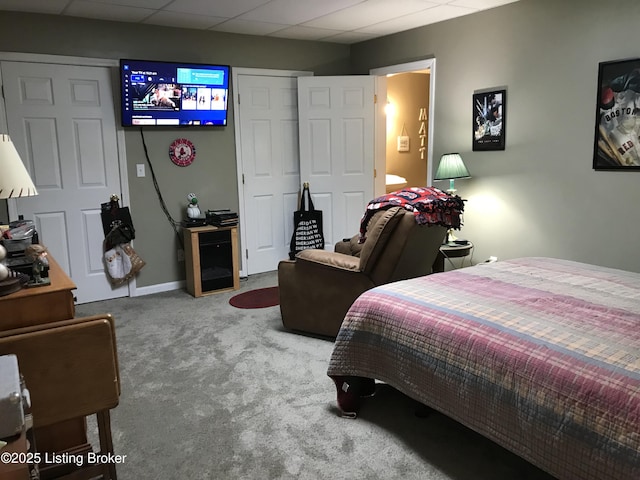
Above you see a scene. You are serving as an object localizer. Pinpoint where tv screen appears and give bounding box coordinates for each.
[120,59,230,127]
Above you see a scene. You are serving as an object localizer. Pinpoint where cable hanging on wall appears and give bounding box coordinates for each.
[139,128,184,250]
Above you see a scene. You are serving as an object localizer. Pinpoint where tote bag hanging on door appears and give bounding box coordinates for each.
[289,183,325,259]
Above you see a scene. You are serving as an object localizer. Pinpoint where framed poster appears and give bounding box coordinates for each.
[593,58,640,170]
[473,89,506,151]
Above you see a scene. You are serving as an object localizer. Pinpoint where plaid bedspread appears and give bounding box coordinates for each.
[327,257,640,480]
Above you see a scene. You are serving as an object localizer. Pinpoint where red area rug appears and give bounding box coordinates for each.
[229,286,279,309]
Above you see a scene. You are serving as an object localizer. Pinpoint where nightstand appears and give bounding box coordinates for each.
[432,242,473,273]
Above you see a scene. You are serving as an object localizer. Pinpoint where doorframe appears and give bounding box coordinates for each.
[231,68,312,277]
[0,51,134,295]
[371,58,437,185]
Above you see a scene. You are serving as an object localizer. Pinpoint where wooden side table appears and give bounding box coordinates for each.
[184,225,239,297]
[433,242,474,273]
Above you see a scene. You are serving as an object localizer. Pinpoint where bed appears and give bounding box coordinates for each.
[327,257,640,480]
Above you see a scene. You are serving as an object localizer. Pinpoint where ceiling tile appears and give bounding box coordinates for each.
[239,0,364,25]
[0,0,69,14]
[65,1,155,22]
[322,30,379,44]
[268,24,343,41]
[358,4,475,35]
[210,19,289,36]
[164,0,271,18]
[143,10,226,29]
[451,0,518,8]
[304,0,439,31]
[79,0,172,8]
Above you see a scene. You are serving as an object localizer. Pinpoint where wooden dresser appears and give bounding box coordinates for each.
[0,256,76,330]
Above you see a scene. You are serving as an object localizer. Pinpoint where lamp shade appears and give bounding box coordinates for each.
[0,134,37,199]
[434,153,470,180]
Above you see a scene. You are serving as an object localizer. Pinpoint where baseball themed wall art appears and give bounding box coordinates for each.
[594,58,640,170]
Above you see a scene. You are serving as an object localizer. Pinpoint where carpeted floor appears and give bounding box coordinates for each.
[76,272,555,480]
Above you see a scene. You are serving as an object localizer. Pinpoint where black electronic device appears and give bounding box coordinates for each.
[206,209,238,227]
[119,59,230,127]
[182,218,207,228]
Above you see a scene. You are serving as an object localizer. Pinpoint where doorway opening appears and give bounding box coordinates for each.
[371,59,436,192]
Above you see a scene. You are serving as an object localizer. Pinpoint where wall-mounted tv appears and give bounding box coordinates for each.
[120,59,230,127]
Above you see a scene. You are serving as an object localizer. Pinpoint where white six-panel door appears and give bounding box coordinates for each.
[297,76,376,249]
[235,72,380,275]
[1,60,127,303]
[236,73,303,274]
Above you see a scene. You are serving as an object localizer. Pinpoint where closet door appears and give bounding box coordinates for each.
[297,76,376,249]
[1,60,127,303]
[236,73,302,275]
[235,71,382,274]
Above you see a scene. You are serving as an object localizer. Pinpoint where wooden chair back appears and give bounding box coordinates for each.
[0,314,120,479]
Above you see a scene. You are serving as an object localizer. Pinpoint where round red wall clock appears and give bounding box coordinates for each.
[169,138,196,167]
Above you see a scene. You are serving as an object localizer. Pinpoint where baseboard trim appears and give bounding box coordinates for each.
[132,280,185,297]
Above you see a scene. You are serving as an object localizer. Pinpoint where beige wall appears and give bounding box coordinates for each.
[0,12,351,288]
[353,0,640,273]
[385,73,430,192]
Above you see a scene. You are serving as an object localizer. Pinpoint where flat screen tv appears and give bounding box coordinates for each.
[120,59,230,127]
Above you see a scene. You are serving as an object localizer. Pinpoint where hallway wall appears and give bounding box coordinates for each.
[385,73,430,192]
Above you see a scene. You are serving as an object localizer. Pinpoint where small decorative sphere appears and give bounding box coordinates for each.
[0,244,6,262]
[0,263,9,281]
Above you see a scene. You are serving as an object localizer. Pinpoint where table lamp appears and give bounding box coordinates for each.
[434,153,470,195]
[0,134,38,199]
[434,153,470,244]
[0,134,37,294]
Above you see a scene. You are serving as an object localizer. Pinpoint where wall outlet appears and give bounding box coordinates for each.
[136,164,145,177]
[177,249,185,262]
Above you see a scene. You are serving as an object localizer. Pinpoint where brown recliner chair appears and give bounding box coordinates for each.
[278,207,446,337]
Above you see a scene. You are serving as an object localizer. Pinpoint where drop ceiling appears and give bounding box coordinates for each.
[0,0,519,44]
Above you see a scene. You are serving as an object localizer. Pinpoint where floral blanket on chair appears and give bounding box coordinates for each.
[359,187,465,242]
